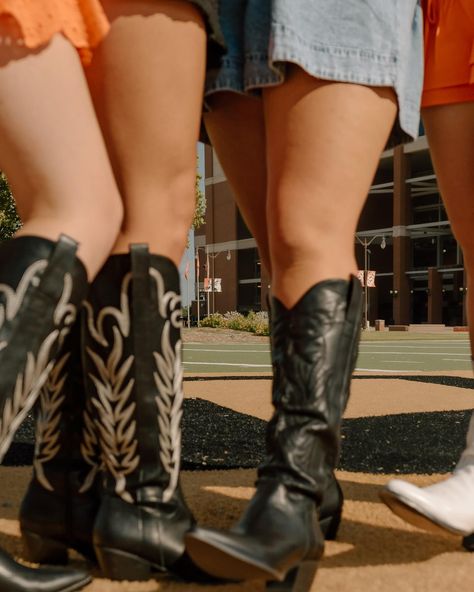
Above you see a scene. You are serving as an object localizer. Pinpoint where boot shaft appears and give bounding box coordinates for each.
[0,235,88,462]
[259,277,362,500]
[84,246,183,504]
[32,315,101,495]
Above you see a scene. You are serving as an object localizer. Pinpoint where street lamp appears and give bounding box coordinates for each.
[204,246,232,316]
[356,235,386,330]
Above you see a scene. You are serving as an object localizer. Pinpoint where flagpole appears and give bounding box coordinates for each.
[186,267,190,329]
[196,250,200,328]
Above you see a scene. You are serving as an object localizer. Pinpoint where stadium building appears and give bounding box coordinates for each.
[195,134,467,328]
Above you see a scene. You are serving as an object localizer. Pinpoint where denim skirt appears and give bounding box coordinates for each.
[205,0,424,147]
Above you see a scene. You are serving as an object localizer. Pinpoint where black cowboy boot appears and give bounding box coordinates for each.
[0,234,91,591]
[20,316,101,564]
[186,277,362,582]
[267,295,344,542]
[83,246,197,581]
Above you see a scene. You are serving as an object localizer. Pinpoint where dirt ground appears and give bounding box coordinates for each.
[1,328,473,591]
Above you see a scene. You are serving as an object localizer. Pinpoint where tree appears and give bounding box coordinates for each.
[193,169,206,230]
[0,173,21,241]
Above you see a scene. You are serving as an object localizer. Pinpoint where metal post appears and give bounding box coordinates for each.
[196,250,200,327]
[186,271,190,329]
[364,239,368,329]
[206,248,210,318]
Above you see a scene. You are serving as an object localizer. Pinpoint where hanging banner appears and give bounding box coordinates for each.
[366,270,376,288]
[357,270,376,287]
[203,278,222,292]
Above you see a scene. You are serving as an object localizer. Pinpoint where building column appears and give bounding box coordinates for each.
[427,267,442,323]
[463,270,468,326]
[392,145,411,324]
[260,263,271,311]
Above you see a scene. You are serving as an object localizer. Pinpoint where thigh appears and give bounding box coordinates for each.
[263,67,397,304]
[204,92,270,272]
[264,67,397,243]
[87,0,207,258]
[422,103,474,254]
[0,32,121,277]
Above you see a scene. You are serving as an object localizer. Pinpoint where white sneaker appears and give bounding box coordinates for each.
[380,411,474,537]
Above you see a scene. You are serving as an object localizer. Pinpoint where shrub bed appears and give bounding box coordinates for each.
[201,310,269,336]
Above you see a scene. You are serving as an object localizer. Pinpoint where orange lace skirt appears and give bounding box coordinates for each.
[0,0,109,64]
[423,0,474,107]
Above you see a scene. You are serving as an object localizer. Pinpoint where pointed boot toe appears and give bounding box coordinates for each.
[185,482,324,582]
[185,527,283,582]
[0,547,91,592]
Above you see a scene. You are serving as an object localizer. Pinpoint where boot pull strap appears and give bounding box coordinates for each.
[130,243,152,360]
[39,235,85,302]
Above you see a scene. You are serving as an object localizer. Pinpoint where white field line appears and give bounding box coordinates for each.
[183,348,271,354]
[355,368,422,373]
[359,343,469,349]
[183,361,272,368]
[360,339,469,344]
[442,359,472,362]
[381,361,419,364]
[360,351,471,356]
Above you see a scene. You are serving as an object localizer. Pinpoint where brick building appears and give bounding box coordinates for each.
[195,134,467,327]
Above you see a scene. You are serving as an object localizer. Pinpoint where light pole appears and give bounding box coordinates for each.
[202,246,232,316]
[356,235,386,329]
[195,246,202,327]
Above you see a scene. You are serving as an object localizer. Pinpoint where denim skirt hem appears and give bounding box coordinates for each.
[205,1,424,148]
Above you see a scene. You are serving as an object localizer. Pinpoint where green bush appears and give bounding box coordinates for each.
[0,173,21,241]
[201,313,225,328]
[201,310,269,336]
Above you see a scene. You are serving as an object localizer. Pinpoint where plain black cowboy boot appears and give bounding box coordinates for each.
[0,234,91,592]
[83,246,197,581]
[266,295,344,542]
[186,277,363,582]
[20,315,101,564]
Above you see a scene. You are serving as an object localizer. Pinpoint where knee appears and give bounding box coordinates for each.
[268,207,353,272]
[167,169,199,232]
[87,188,124,249]
[121,166,197,259]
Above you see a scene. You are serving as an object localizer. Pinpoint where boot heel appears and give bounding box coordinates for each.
[95,546,155,581]
[266,567,298,590]
[319,511,342,541]
[463,533,474,552]
[22,530,68,564]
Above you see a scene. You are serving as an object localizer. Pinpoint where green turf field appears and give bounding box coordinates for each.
[183,334,471,373]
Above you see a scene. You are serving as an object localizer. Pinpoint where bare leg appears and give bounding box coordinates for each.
[423,103,474,352]
[263,69,397,307]
[87,0,206,265]
[0,31,123,278]
[204,92,271,273]
[77,3,208,580]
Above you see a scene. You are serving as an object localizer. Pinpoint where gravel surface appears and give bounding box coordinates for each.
[8,391,472,474]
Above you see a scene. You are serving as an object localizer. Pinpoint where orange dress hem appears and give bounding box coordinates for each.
[422,0,474,108]
[0,0,109,64]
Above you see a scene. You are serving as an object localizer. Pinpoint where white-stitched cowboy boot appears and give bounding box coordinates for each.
[0,234,91,592]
